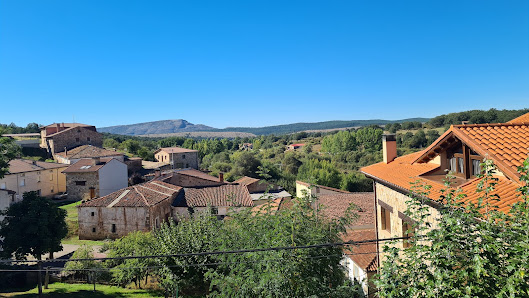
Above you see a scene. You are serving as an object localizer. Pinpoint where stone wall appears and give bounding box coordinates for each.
[375,182,441,262]
[78,206,149,240]
[156,151,199,169]
[65,172,99,201]
[166,173,223,187]
[48,127,102,154]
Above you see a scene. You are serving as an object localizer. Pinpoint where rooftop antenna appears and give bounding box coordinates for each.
[73,115,75,124]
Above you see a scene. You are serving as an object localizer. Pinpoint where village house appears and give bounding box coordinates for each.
[62,157,128,201]
[159,168,225,187]
[0,159,68,199]
[172,184,254,219]
[154,147,199,169]
[235,176,291,205]
[78,180,181,240]
[295,181,376,297]
[40,123,103,155]
[286,143,305,151]
[54,145,143,173]
[361,112,529,273]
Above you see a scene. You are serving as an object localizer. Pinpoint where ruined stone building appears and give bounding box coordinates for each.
[40,123,103,155]
[78,180,181,240]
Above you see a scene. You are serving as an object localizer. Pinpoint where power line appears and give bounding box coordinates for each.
[0,236,407,264]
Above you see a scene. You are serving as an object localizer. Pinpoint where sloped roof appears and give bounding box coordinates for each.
[508,112,529,125]
[175,168,222,182]
[55,145,123,160]
[155,147,198,154]
[80,181,181,207]
[62,158,116,173]
[234,176,260,186]
[251,197,290,214]
[362,149,523,214]
[296,181,352,194]
[42,123,92,129]
[7,159,68,174]
[317,193,375,226]
[342,229,378,272]
[173,185,253,207]
[46,125,97,138]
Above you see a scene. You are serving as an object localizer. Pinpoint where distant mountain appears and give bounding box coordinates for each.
[99,118,430,136]
[98,120,214,135]
[214,118,430,135]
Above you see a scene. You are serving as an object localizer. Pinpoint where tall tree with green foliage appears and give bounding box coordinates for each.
[0,192,68,260]
[0,134,20,178]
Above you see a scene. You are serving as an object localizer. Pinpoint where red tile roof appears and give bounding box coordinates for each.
[174,185,253,207]
[362,120,528,214]
[80,181,181,207]
[155,147,198,154]
[251,197,289,214]
[342,229,378,272]
[317,193,375,226]
[175,168,222,182]
[7,159,68,174]
[55,145,123,160]
[508,112,529,125]
[62,158,112,173]
[234,176,260,186]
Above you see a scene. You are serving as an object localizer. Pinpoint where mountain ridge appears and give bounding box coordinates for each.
[99,117,430,136]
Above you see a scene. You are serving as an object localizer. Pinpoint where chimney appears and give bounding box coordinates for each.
[89,187,95,199]
[382,134,397,164]
[219,172,224,183]
[92,157,100,165]
[154,168,161,178]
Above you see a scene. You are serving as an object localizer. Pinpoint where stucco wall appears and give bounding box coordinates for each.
[0,167,67,198]
[98,159,128,197]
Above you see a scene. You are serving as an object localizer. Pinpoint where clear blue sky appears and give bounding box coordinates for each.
[1,1,528,129]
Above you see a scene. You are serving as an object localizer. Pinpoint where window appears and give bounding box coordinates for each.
[458,157,464,173]
[75,181,86,186]
[92,227,96,233]
[91,212,95,217]
[76,138,80,142]
[51,187,54,193]
[111,224,116,233]
[37,175,41,182]
[19,179,25,187]
[50,174,53,181]
[402,220,414,248]
[1,182,6,189]
[381,207,391,232]
[472,159,482,176]
[37,190,41,196]
[186,164,189,168]
[87,137,91,142]
[449,157,457,172]
[182,154,186,159]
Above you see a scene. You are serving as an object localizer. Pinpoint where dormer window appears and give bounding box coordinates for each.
[447,144,482,179]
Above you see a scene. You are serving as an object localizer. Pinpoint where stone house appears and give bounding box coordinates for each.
[295,180,351,198]
[286,143,305,151]
[54,145,125,164]
[159,168,225,187]
[361,112,529,273]
[40,123,103,155]
[235,176,291,205]
[0,159,68,199]
[78,180,181,240]
[62,158,128,201]
[154,147,199,169]
[172,184,254,219]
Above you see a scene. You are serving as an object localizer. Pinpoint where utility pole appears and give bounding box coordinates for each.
[37,260,43,297]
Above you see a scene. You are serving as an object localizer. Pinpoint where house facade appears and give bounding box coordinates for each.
[63,158,128,201]
[0,159,67,199]
[154,147,199,169]
[286,143,305,151]
[78,180,181,240]
[40,123,102,155]
[54,145,125,164]
[361,113,529,271]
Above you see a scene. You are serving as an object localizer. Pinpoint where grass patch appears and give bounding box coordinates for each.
[57,201,106,246]
[62,237,107,246]
[2,282,164,297]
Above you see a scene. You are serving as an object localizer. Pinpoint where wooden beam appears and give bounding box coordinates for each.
[463,144,470,179]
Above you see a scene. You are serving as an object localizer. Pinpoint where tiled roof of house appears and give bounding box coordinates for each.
[361,117,529,214]
[296,181,352,194]
[251,197,289,214]
[42,123,92,129]
[175,169,222,182]
[62,158,114,173]
[317,193,375,226]
[234,176,260,186]
[80,181,181,207]
[155,147,198,154]
[288,143,305,147]
[55,145,123,160]
[173,185,253,207]
[508,112,529,125]
[7,159,68,174]
[342,229,378,272]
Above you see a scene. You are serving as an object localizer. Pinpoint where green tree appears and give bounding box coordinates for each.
[297,159,342,189]
[64,245,105,282]
[0,192,68,260]
[0,136,20,179]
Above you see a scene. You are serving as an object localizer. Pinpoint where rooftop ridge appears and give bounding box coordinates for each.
[453,122,528,128]
[107,189,130,208]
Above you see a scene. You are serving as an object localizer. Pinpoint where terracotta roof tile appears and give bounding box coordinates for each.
[173,185,253,207]
[7,159,68,174]
[342,229,378,272]
[80,181,181,207]
[507,112,529,125]
[317,193,375,226]
[234,176,260,186]
[175,169,223,182]
[55,145,123,159]
[62,158,116,173]
[156,147,198,154]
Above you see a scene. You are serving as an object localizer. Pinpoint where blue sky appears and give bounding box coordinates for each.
[1,1,528,128]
